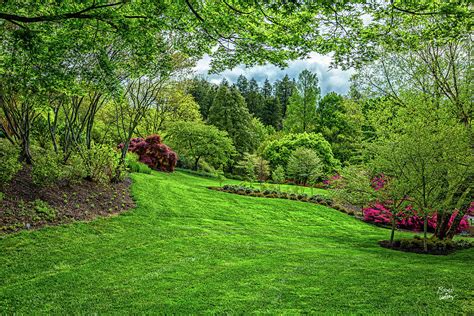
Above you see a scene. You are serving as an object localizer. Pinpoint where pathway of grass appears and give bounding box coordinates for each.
[1,171,472,313]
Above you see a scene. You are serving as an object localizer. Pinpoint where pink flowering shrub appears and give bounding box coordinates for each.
[322,174,341,188]
[119,134,177,172]
[363,202,471,233]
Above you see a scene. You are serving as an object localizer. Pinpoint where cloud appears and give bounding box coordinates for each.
[193,53,354,96]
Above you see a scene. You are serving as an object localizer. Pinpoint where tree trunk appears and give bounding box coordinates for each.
[423,215,428,252]
[445,212,464,240]
[193,157,200,171]
[390,215,396,246]
[434,211,451,240]
[20,133,32,164]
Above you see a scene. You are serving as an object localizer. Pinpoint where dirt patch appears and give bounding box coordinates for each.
[0,166,135,234]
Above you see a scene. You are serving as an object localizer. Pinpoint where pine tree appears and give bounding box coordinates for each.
[262,78,273,99]
[261,96,282,129]
[274,74,295,117]
[208,82,255,155]
[188,77,217,120]
[236,75,249,98]
[246,78,264,119]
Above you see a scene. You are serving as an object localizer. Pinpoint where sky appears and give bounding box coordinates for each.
[193,52,354,96]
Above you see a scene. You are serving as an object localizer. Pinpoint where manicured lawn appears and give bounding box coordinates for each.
[1,171,472,313]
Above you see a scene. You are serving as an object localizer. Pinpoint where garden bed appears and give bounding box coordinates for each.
[209,185,363,218]
[379,237,473,255]
[0,167,135,234]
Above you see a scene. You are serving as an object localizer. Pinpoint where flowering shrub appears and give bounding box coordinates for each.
[363,202,470,233]
[322,174,341,188]
[119,135,177,172]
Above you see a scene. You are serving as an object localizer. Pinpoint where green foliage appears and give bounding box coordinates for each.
[208,83,256,155]
[81,144,123,184]
[32,199,57,221]
[263,132,340,173]
[287,148,323,185]
[315,93,364,164]
[0,191,4,202]
[0,139,21,183]
[271,165,286,184]
[166,121,235,170]
[126,153,152,174]
[31,149,64,186]
[284,70,320,133]
[236,153,270,182]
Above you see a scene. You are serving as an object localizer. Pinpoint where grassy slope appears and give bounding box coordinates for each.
[0,171,472,314]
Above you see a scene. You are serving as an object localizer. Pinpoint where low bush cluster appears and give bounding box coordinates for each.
[379,237,473,255]
[219,184,333,206]
[0,139,22,183]
[123,135,177,172]
[363,202,471,233]
[126,153,152,174]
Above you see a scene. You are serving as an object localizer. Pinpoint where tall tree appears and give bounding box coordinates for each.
[274,74,295,117]
[261,97,282,130]
[284,70,320,133]
[245,78,264,119]
[315,92,363,164]
[236,75,249,99]
[208,82,255,155]
[262,79,273,99]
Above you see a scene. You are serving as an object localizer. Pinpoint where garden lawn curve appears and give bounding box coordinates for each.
[1,171,473,313]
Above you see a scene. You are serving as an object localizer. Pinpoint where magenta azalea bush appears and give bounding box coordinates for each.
[363,202,471,233]
[119,135,177,172]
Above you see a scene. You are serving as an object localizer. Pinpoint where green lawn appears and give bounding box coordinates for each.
[1,171,472,313]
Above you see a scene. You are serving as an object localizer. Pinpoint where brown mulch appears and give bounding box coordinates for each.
[0,167,135,234]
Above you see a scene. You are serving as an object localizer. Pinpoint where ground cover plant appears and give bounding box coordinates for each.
[1,171,472,313]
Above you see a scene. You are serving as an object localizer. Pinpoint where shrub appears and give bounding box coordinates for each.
[31,148,64,186]
[287,148,323,185]
[126,153,152,174]
[271,165,286,184]
[363,203,470,233]
[262,132,340,173]
[81,144,122,183]
[123,134,177,172]
[0,191,4,202]
[0,139,21,183]
[32,199,57,221]
[236,153,270,182]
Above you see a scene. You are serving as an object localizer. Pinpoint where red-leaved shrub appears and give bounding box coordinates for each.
[119,135,177,172]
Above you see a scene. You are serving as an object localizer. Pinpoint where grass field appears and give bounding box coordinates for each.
[1,171,472,313]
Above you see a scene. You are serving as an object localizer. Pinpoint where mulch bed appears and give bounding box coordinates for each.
[379,239,473,255]
[0,167,135,234]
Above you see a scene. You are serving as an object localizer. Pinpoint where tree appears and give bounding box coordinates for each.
[261,97,282,130]
[284,70,320,133]
[262,79,273,99]
[236,75,249,99]
[263,132,340,174]
[188,77,217,120]
[369,95,473,251]
[208,82,255,155]
[139,82,201,135]
[271,165,286,184]
[166,121,235,170]
[236,153,270,182]
[245,78,265,119]
[274,74,295,117]
[315,92,364,164]
[287,148,323,185]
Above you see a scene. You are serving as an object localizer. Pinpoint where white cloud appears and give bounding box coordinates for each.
[193,53,354,96]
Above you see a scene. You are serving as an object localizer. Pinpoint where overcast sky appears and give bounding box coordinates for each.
[193,52,354,96]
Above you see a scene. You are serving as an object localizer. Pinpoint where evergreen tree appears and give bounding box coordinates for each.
[188,77,217,120]
[262,78,273,99]
[236,75,249,98]
[284,70,320,133]
[208,82,255,155]
[274,74,295,117]
[246,78,265,119]
[261,97,282,130]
